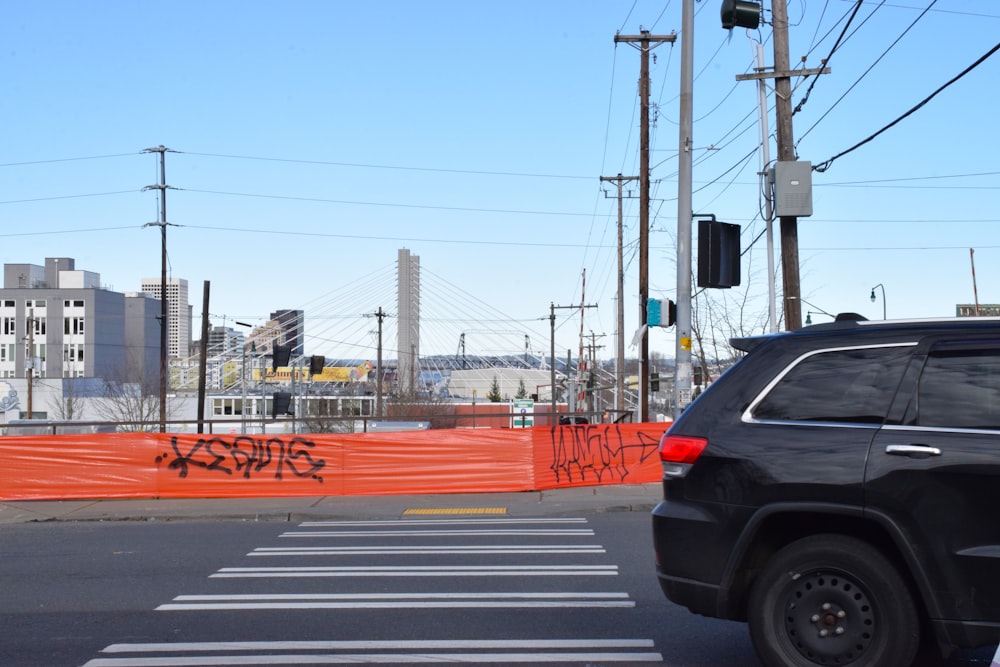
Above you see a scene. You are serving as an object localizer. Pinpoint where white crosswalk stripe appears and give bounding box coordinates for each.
[157,591,635,611]
[86,516,662,664]
[85,639,662,666]
[249,544,606,556]
[210,564,618,578]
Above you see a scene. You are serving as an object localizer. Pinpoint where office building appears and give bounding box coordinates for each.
[0,258,159,383]
[140,277,190,359]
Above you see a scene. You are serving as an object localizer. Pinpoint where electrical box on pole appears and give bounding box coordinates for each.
[771,161,814,217]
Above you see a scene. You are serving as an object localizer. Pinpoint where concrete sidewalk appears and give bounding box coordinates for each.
[0,483,663,525]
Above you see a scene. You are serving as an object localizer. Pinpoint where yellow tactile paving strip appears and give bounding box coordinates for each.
[402,507,508,515]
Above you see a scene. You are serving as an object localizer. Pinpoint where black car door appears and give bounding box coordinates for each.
[867,338,1000,625]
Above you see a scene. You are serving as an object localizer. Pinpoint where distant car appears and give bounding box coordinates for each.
[652,315,1000,666]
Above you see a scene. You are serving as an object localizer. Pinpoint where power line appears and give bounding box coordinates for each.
[182,151,592,180]
[178,188,595,217]
[814,39,1000,172]
[0,153,138,167]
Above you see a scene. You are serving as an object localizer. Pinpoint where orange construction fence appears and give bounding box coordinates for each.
[0,423,670,501]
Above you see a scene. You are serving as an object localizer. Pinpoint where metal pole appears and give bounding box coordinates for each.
[550,303,556,422]
[673,0,694,418]
[757,41,777,333]
[143,145,171,433]
[241,343,248,434]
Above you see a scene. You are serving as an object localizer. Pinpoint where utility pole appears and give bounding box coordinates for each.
[25,307,34,419]
[143,145,176,432]
[614,30,676,422]
[600,174,638,417]
[772,1,800,330]
[734,12,829,331]
[196,281,210,433]
[674,2,694,418]
[366,307,388,419]
[584,331,606,415]
[550,302,597,422]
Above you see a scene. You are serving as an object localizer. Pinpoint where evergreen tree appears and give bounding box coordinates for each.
[487,376,503,402]
[516,379,528,399]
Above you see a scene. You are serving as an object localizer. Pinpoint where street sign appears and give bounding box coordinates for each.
[512,399,534,428]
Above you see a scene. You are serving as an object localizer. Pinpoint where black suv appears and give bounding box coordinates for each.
[652,316,1000,666]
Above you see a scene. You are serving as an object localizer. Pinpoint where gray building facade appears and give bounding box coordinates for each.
[0,258,159,384]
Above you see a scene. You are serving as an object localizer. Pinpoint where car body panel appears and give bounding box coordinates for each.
[652,317,1000,653]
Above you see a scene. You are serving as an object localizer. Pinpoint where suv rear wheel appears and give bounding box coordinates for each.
[748,534,919,667]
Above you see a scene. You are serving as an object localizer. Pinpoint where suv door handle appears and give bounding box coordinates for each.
[885,444,942,457]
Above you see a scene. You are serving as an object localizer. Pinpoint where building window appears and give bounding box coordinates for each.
[2,317,14,336]
[27,317,46,336]
[64,316,85,335]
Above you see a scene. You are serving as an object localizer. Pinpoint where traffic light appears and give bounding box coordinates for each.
[721,0,761,29]
[272,391,292,417]
[647,298,677,327]
[650,372,660,393]
[698,218,741,289]
[272,343,292,370]
[309,355,326,375]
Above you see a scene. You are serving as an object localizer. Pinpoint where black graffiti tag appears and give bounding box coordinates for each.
[547,424,660,484]
[157,435,326,483]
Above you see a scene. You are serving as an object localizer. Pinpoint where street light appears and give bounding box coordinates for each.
[870,284,886,319]
[805,311,834,325]
[788,296,835,322]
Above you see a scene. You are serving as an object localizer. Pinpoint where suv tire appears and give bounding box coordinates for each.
[748,534,919,667]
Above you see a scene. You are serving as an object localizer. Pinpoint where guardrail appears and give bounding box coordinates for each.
[1,409,635,436]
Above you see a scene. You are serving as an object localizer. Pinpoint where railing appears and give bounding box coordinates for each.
[0,409,636,436]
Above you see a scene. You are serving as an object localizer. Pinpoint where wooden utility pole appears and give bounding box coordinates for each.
[614,30,675,421]
[600,174,638,416]
[735,9,829,331]
[196,281,210,433]
[549,302,597,421]
[26,307,34,419]
[771,2,801,330]
[369,307,387,419]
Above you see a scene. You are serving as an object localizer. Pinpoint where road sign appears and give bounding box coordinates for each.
[512,399,534,428]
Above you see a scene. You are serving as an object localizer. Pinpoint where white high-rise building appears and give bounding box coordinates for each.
[140,277,190,358]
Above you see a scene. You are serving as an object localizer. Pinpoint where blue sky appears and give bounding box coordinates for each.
[2,1,998,362]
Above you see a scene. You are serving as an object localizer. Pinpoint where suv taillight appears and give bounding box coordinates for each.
[659,434,708,478]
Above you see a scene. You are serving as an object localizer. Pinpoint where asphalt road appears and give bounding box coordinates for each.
[1,507,762,666]
[1,486,994,666]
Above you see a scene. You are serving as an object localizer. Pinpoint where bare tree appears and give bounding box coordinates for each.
[92,356,162,432]
[690,237,774,383]
[46,378,86,421]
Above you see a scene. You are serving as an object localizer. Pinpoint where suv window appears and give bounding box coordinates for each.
[913,348,1000,429]
[751,345,912,424]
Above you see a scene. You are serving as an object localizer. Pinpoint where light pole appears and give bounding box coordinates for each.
[870,284,886,319]
[789,297,835,323]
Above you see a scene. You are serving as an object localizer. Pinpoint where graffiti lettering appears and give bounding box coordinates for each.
[547,424,660,484]
[156,435,326,483]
